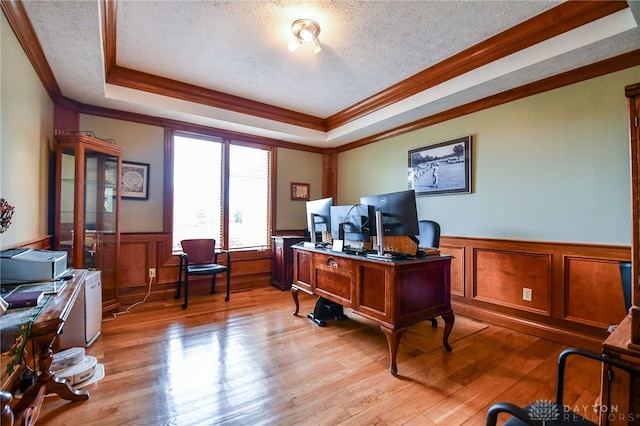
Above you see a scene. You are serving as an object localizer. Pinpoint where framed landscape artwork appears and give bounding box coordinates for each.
[408,136,472,196]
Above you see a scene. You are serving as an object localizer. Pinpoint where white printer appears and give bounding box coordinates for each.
[0,248,69,283]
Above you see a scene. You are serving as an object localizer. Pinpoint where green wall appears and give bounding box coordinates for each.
[275,148,323,231]
[79,115,165,233]
[0,13,54,249]
[339,67,639,245]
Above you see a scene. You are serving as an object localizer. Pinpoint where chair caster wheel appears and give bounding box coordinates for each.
[225,296,229,301]
[181,303,187,309]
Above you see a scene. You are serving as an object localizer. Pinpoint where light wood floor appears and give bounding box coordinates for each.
[33,286,602,425]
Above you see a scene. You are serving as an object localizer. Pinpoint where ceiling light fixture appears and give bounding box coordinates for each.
[288,19,321,54]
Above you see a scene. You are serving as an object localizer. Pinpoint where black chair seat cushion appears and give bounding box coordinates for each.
[187,264,228,275]
[503,403,597,426]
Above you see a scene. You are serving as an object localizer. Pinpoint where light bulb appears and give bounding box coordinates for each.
[299,28,313,42]
[288,38,302,52]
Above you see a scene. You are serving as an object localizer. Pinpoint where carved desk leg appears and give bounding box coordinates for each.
[291,286,300,316]
[442,311,455,352]
[380,326,407,376]
[1,390,13,426]
[12,335,89,418]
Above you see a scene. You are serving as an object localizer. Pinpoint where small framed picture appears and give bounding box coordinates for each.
[291,182,310,201]
[121,161,150,200]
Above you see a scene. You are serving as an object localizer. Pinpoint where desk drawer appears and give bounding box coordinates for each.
[313,253,351,271]
[313,253,352,305]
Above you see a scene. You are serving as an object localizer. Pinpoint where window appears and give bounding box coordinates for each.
[172,133,272,251]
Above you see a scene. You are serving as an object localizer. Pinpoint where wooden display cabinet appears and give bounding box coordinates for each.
[53,131,125,314]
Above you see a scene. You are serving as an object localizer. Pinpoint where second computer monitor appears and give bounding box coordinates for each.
[330,204,376,243]
[359,189,419,237]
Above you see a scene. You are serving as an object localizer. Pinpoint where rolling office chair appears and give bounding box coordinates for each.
[485,347,640,425]
[417,220,441,250]
[416,220,441,328]
[175,239,230,309]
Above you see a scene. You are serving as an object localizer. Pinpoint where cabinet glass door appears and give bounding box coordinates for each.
[59,152,76,262]
[85,151,118,303]
[56,134,122,308]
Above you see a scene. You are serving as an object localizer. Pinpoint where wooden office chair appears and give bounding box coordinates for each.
[175,239,230,309]
[417,220,441,327]
[485,347,640,426]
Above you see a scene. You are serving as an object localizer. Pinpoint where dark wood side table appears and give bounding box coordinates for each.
[1,269,89,425]
[271,236,305,290]
[601,315,640,425]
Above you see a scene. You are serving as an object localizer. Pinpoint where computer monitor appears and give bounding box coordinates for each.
[360,189,419,236]
[306,197,333,245]
[330,204,376,245]
[360,190,419,257]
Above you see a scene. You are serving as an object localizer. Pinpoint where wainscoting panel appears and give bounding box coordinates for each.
[442,236,630,351]
[113,232,630,351]
[120,240,151,290]
[441,244,465,297]
[119,233,272,306]
[473,248,551,315]
[564,256,629,328]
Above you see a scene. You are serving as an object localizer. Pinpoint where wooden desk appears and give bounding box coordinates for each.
[601,315,640,425]
[291,245,454,375]
[1,270,89,426]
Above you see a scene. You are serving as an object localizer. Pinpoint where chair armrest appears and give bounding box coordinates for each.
[556,347,640,406]
[486,402,537,425]
[214,249,230,269]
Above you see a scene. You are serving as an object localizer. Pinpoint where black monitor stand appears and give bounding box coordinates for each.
[307,297,348,327]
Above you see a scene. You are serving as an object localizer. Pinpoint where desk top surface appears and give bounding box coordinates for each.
[603,315,640,359]
[292,243,453,265]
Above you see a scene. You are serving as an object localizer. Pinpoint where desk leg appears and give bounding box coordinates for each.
[380,326,406,376]
[1,391,13,426]
[291,286,300,316]
[12,336,89,417]
[442,311,455,352]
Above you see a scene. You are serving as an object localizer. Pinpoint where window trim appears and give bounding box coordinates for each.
[164,129,276,254]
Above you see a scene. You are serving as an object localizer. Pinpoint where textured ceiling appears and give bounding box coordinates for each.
[18,1,640,148]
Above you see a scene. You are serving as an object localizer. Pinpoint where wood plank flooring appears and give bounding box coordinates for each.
[31,287,603,425]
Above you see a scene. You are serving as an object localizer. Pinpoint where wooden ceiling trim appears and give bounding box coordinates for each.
[105,65,327,131]
[338,49,640,153]
[66,94,325,154]
[102,0,117,73]
[326,1,629,131]
[1,0,62,101]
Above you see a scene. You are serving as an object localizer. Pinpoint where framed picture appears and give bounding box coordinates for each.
[121,161,150,200]
[408,135,471,196]
[291,182,310,201]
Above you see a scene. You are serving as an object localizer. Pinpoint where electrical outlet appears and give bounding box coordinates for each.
[522,287,532,302]
[149,268,156,278]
